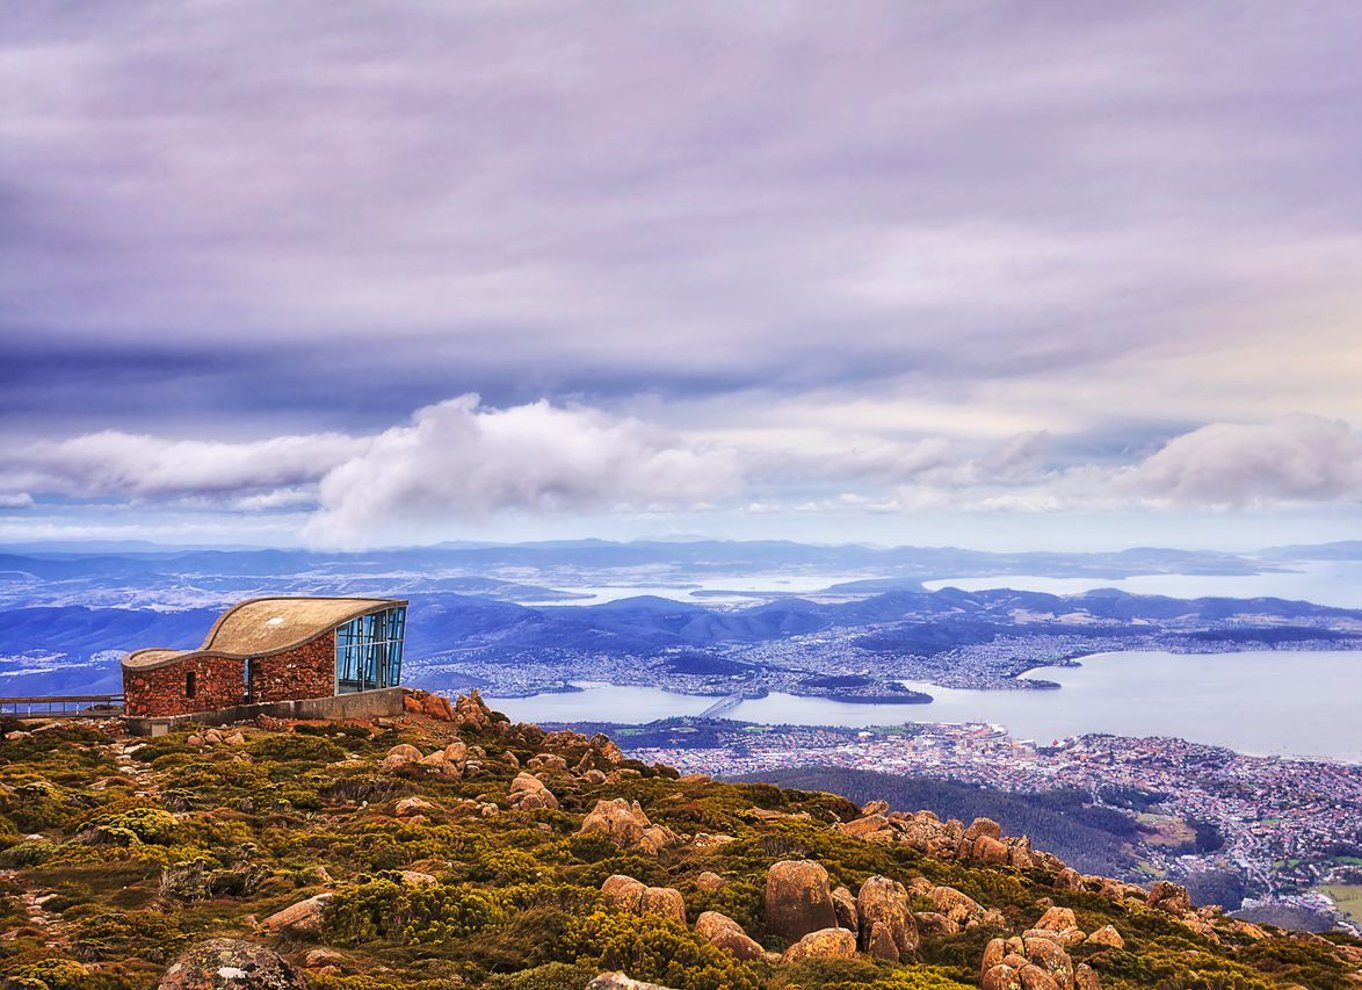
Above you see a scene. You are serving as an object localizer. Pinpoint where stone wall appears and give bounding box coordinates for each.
[123,654,246,718]
[249,633,335,704]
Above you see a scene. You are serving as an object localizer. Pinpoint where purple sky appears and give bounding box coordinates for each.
[3,2,1362,549]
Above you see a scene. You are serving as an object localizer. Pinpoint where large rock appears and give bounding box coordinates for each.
[381,744,422,769]
[158,939,306,990]
[1022,936,1075,990]
[780,927,857,964]
[973,834,1011,865]
[856,875,917,957]
[639,886,686,924]
[830,885,858,932]
[932,885,985,925]
[765,860,838,942]
[865,920,901,961]
[585,974,678,990]
[1086,925,1123,949]
[1035,907,1077,932]
[602,875,647,913]
[982,964,1023,990]
[1074,963,1102,990]
[694,911,767,961]
[508,772,559,811]
[1148,880,1192,915]
[260,893,332,934]
[578,799,678,854]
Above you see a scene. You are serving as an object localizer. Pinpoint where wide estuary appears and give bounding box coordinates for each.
[489,649,1362,762]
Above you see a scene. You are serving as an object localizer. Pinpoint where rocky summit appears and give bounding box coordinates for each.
[1,691,1360,990]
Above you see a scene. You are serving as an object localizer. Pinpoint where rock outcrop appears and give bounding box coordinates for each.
[578,799,679,854]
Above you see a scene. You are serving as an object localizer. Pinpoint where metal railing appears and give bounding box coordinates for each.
[0,695,125,719]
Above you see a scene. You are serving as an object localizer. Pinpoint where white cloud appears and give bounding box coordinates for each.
[1125,415,1362,507]
[303,395,742,547]
[1,431,364,499]
[0,493,34,509]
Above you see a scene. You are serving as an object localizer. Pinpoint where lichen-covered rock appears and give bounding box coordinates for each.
[1022,936,1074,990]
[865,920,900,961]
[830,885,858,932]
[694,911,766,961]
[982,964,1023,990]
[856,875,917,957]
[585,973,678,990]
[1074,963,1102,990]
[1086,924,1124,949]
[601,875,647,913]
[381,744,422,769]
[508,771,559,811]
[1053,867,1083,893]
[578,799,678,854]
[260,893,332,934]
[931,885,985,925]
[780,926,857,963]
[158,939,306,990]
[1018,963,1062,990]
[1035,907,1077,933]
[973,834,1011,865]
[765,860,838,942]
[639,885,685,924]
[695,871,725,892]
[1148,880,1192,915]
[395,796,435,817]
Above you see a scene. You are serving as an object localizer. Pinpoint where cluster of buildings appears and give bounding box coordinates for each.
[626,720,1362,900]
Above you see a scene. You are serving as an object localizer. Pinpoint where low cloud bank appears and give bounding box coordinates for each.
[0,399,1358,547]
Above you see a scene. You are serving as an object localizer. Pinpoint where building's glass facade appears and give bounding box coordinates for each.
[335,606,406,693]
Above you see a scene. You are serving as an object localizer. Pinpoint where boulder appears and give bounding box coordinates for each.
[395,796,435,817]
[1086,925,1123,949]
[1074,963,1101,990]
[981,936,1007,975]
[639,886,686,924]
[528,753,569,772]
[590,733,625,766]
[765,860,838,942]
[1022,936,1074,990]
[158,939,305,990]
[982,964,1023,990]
[578,799,678,855]
[860,799,890,816]
[694,871,725,893]
[830,885,858,932]
[856,875,917,957]
[601,875,647,913]
[780,927,857,964]
[915,911,958,936]
[694,911,766,961]
[973,834,1011,866]
[452,690,493,730]
[508,772,559,811]
[1053,868,1083,893]
[585,974,678,990]
[1034,907,1076,932]
[1018,963,1062,990]
[382,744,423,769]
[443,740,468,763]
[865,920,900,962]
[1148,880,1192,915]
[260,893,332,934]
[931,885,984,924]
[964,816,1003,842]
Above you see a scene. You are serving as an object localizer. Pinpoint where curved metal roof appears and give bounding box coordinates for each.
[122,596,407,671]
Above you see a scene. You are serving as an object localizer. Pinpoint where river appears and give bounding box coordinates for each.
[487,649,1362,762]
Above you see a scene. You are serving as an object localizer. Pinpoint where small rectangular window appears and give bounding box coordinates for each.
[185,671,197,699]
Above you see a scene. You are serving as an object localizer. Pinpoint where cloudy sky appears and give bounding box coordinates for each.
[3,1,1361,549]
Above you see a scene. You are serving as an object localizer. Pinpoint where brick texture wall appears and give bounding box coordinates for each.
[248,633,336,704]
[123,655,246,718]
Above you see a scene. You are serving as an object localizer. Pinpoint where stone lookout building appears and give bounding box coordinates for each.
[122,596,409,728]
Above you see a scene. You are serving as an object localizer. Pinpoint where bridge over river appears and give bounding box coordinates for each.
[696,693,743,719]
